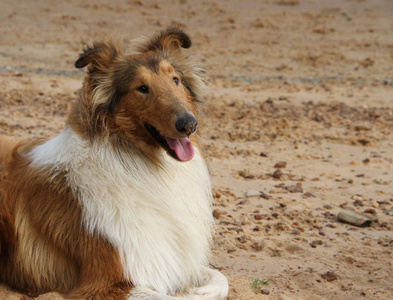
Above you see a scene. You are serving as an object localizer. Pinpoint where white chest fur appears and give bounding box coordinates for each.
[29,129,213,294]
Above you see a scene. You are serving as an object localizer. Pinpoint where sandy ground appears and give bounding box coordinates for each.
[1,0,393,299]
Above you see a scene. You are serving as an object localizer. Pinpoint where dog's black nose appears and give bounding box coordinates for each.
[175,113,197,136]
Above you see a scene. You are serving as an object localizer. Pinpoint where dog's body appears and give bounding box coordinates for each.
[0,27,228,300]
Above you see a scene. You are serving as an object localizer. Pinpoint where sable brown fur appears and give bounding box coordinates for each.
[0,26,211,299]
[0,141,130,299]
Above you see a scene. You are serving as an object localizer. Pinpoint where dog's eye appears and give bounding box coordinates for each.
[173,77,179,85]
[137,85,149,94]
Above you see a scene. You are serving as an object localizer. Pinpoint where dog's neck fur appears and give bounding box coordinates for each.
[29,127,213,294]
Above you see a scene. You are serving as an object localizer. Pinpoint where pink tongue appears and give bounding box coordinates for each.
[164,136,195,161]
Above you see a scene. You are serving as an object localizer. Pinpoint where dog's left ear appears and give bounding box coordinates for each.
[138,26,192,53]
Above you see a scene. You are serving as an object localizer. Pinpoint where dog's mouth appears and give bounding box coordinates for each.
[144,124,195,162]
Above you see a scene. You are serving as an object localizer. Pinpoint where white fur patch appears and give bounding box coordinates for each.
[29,128,214,295]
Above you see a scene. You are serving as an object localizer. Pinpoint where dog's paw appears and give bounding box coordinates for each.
[187,268,228,300]
[128,286,162,300]
[127,268,228,300]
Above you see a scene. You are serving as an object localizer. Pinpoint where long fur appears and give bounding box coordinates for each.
[0,26,228,300]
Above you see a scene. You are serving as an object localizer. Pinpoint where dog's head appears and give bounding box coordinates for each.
[73,26,209,162]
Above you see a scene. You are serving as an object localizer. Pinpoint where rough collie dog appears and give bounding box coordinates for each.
[0,27,228,299]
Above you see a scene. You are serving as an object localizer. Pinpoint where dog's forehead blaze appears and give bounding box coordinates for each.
[131,66,153,87]
[131,60,178,88]
[158,60,176,75]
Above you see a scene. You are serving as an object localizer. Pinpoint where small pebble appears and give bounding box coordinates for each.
[287,183,303,193]
[238,199,249,205]
[377,200,389,205]
[239,171,255,179]
[274,161,287,168]
[254,214,263,220]
[272,169,283,179]
[213,209,221,219]
[260,192,271,199]
[364,208,377,215]
[310,240,323,247]
[260,289,270,295]
[380,222,388,228]
[304,192,316,198]
[321,271,338,281]
[339,202,349,208]
[345,256,356,264]
[237,235,247,243]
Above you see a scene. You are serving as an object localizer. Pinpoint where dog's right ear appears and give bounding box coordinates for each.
[75,39,125,112]
[75,40,122,70]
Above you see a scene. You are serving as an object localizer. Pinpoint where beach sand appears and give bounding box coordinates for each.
[0,0,392,299]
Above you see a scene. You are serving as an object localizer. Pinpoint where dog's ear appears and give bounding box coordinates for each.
[138,26,192,53]
[75,39,125,112]
[75,40,122,70]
